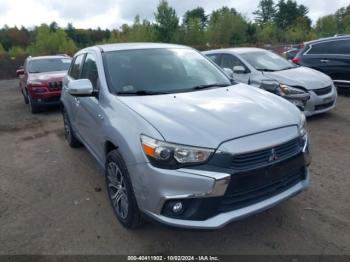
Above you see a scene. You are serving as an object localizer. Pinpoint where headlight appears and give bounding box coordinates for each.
[140,135,214,169]
[299,113,307,137]
[278,84,307,96]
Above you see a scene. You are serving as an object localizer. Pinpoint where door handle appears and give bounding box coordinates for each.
[321,59,329,63]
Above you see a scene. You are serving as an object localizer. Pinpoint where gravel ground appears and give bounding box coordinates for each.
[0,79,349,255]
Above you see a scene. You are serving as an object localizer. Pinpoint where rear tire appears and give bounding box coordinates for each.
[62,108,82,148]
[105,149,142,229]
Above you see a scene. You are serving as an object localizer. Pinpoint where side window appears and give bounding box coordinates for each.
[221,54,246,69]
[308,43,327,55]
[69,54,85,79]
[81,53,99,90]
[329,40,350,55]
[206,54,221,65]
[307,40,350,55]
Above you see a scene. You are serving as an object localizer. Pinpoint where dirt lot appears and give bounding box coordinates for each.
[0,78,349,255]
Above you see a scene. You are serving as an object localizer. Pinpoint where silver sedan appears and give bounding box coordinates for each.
[203,48,337,117]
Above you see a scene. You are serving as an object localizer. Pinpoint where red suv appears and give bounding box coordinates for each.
[16,55,72,113]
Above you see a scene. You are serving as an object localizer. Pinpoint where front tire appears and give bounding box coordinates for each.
[62,108,82,148]
[105,150,142,229]
[28,95,40,114]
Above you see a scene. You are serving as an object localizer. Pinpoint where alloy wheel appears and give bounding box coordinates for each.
[107,161,129,220]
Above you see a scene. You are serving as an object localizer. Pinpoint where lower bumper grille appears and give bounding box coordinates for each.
[218,153,306,212]
[315,101,334,111]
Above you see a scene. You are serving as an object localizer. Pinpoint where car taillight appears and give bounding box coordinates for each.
[292,57,301,64]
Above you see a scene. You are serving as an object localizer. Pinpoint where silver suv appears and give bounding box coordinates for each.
[61,43,310,230]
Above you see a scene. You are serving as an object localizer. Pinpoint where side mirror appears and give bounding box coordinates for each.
[222,68,234,78]
[16,67,24,77]
[233,65,246,74]
[68,79,93,96]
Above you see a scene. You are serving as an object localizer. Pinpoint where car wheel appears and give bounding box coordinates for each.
[28,95,40,114]
[105,149,142,229]
[62,108,82,148]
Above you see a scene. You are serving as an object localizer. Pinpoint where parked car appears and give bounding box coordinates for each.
[283,48,300,60]
[17,55,72,113]
[203,48,337,116]
[293,35,350,94]
[61,43,310,230]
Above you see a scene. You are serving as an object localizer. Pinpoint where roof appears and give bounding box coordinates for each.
[304,35,350,45]
[203,47,265,54]
[96,42,190,52]
[28,55,71,61]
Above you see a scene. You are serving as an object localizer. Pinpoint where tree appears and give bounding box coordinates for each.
[206,7,249,47]
[0,43,6,56]
[27,24,77,55]
[182,17,205,47]
[183,7,208,29]
[274,0,310,29]
[253,0,276,25]
[315,15,338,37]
[154,0,179,42]
[8,46,27,57]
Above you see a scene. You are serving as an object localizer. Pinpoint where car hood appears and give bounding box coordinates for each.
[263,66,332,90]
[118,84,301,149]
[28,71,67,82]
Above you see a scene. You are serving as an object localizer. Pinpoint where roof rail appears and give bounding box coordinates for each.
[334,34,350,37]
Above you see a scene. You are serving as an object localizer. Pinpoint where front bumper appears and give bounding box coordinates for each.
[128,129,310,229]
[304,86,337,116]
[31,95,61,107]
[145,171,309,229]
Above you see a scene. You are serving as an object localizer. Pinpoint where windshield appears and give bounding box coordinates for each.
[28,58,72,73]
[103,48,231,95]
[240,51,296,71]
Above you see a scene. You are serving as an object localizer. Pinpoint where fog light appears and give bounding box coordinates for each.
[172,202,183,214]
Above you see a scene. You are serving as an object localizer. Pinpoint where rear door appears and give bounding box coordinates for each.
[303,39,350,81]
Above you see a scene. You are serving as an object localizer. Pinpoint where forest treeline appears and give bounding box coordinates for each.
[0,0,349,57]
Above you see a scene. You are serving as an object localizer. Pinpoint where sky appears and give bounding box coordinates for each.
[0,0,349,29]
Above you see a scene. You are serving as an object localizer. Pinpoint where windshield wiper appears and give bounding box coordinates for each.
[116,90,169,96]
[256,68,276,72]
[192,83,230,90]
[278,66,296,71]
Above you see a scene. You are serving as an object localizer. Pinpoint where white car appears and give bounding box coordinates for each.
[204,48,338,116]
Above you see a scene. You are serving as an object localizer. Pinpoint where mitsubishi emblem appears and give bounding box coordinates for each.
[269,148,278,162]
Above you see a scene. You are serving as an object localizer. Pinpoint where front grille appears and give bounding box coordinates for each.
[315,101,334,111]
[231,138,300,171]
[218,153,306,212]
[313,86,332,96]
[48,81,62,91]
